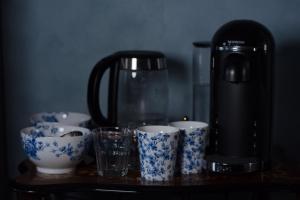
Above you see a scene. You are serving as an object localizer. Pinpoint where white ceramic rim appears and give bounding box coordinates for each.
[169,121,208,130]
[20,122,91,139]
[92,126,131,137]
[30,112,91,122]
[137,125,179,134]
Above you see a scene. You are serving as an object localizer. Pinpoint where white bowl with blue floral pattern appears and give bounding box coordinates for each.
[29,112,91,127]
[20,122,92,174]
[169,121,208,174]
[136,125,179,181]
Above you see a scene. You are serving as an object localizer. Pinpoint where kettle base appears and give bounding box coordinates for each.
[205,155,261,173]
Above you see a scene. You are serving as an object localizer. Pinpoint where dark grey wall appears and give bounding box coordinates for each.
[0,3,8,198]
[1,0,300,177]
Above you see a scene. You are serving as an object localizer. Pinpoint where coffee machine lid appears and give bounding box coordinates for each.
[212,19,274,51]
[113,50,167,71]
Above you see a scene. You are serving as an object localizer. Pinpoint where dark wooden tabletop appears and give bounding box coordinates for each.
[10,159,300,195]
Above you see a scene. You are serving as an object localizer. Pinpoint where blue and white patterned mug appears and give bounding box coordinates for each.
[136,125,179,181]
[169,121,208,174]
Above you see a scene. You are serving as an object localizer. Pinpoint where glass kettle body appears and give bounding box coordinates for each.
[87,51,169,127]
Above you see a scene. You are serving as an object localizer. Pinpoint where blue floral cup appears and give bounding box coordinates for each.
[136,125,179,181]
[169,121,208,174]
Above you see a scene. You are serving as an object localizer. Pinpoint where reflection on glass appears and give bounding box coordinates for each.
[193,42,211,123]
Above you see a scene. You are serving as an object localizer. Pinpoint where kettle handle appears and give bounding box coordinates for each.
[87,55,119,126]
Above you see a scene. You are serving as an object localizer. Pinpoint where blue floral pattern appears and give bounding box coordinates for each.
[22,135,88,161]
[41,113,59,123]
[178,128,207,174]
[22,131,48,160]
[30,112,90,127]
[30,112,59,125]
[21,124,91,161]
[33,123,60,137]
[50,142,82,161]
[137,131,179,181]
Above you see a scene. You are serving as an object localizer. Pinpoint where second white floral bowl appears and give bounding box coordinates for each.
[29,112,91,127]
[20,122,92,174]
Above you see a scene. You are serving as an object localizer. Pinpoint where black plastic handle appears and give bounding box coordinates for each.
[87,54,119,126]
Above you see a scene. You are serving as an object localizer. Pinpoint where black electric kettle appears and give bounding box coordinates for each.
[87,51,169,127]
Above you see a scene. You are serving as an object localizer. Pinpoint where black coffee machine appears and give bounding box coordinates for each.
[206,20,274,173]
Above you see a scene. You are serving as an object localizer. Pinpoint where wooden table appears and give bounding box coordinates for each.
[10,160,300,200]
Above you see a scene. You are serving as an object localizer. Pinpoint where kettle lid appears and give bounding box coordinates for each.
[113,50,167,70]
[114,50,165,58]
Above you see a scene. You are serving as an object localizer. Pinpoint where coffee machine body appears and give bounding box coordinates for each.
[206,20,274,173]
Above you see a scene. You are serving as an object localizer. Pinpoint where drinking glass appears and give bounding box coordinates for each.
[93,127,131,176]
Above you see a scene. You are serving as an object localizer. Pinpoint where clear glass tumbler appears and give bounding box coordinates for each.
[93,127,131,176]
[193,42,211,123]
